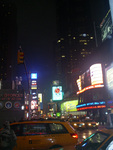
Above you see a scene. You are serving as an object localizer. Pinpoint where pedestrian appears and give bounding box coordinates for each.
[0,121,17,150]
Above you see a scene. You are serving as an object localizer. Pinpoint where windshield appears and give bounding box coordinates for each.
[76,131,110,150]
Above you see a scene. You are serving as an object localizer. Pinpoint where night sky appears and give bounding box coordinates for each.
[14,0,57,91]
[13,0,109,92]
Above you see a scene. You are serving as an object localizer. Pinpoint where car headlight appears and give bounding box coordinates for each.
[96,123,99,126]
[74,123,77,126]
[82,123,85,126]
[88,123,91,126]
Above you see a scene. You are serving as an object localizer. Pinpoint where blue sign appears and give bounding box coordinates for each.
[31,73,37,79]
[5,101,12,109]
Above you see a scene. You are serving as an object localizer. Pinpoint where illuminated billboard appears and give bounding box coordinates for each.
[38,93,42,103]
[109,0,113,24]
[31,73,37,79]
[105,62,113,98]
[31,100,38,110]
[90,63,103,85]
[31,80,37,89]
[100,10,112,42]
[61,100,78,112]
[77,63,104,94]
[52,86,63,101]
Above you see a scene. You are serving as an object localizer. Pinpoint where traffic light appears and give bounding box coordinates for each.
[17,51,24,64]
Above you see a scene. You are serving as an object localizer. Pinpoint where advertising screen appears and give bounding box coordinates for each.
[61,100,78,112]
[90,63,103,85]
[31,100,38,110]
[100,10,112,42]
[105,62,113,98]
[52,86,63,101]
[109,0,113,25]
[77,63,104,94]
[31,73,37,79]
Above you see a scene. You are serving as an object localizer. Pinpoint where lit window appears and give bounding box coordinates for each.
[73,37,76,39]
[83,55,85,57]
[90,37,93,39]
[84,43,87,45]
[61,38,64,40]
[57,40,61,43]
[61,55,65,58]
[82,49,85,51]
[68,34,71,36]
[80,40,87,42]
[82,34,87,37]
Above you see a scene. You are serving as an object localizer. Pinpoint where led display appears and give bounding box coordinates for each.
[90,63,103,85]
[31,100,38,110]
[109,0,113,24]
[76,63,104,94]
[38,93,42,103]
[105,62,113,98]
[31,73,37,79]
[52,86,63,101]
[61,100,78,112]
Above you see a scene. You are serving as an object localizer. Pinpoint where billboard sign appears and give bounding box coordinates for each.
[61,100,78,112]
[77,63,104,94]
[100,10,112,42]
[109,0,113,24]
[31,73,37,79]
[105,62,113,98]
[52,86,63,101]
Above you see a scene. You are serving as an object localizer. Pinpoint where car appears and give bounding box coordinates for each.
[52,127,113,150]
[8,119,78,150]
[75,127,113,150]
[68,119,85,130]
[84,119,99,129]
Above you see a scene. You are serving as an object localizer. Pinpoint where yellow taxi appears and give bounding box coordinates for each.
[9,119,78,150]
[68,119,85,130]
[84,119,99,129]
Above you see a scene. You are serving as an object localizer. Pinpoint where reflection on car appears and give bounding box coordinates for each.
[9,119,78,150]
[75,127,113,150]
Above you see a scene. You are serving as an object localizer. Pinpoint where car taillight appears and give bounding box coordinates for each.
[70,133,78,139]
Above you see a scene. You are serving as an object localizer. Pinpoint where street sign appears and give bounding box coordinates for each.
[5,101,12,109]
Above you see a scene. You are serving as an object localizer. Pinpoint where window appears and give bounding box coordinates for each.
[11,124,23,136]
[49,123,68,134]
[23,123,47,135]
[80,132,110,149]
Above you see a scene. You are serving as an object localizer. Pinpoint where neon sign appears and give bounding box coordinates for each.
[77,105,106,111]
[76,63,104,95]
[77,84,104,94]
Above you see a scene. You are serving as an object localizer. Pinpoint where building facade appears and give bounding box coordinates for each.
[55,0,96,97]
[0,0,17,83]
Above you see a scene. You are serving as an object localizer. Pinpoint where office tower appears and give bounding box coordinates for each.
[55,0,96,96]
[0,0,17,87]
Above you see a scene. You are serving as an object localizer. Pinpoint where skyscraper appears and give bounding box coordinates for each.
[55,0,96,96]
[0,0,17,87]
